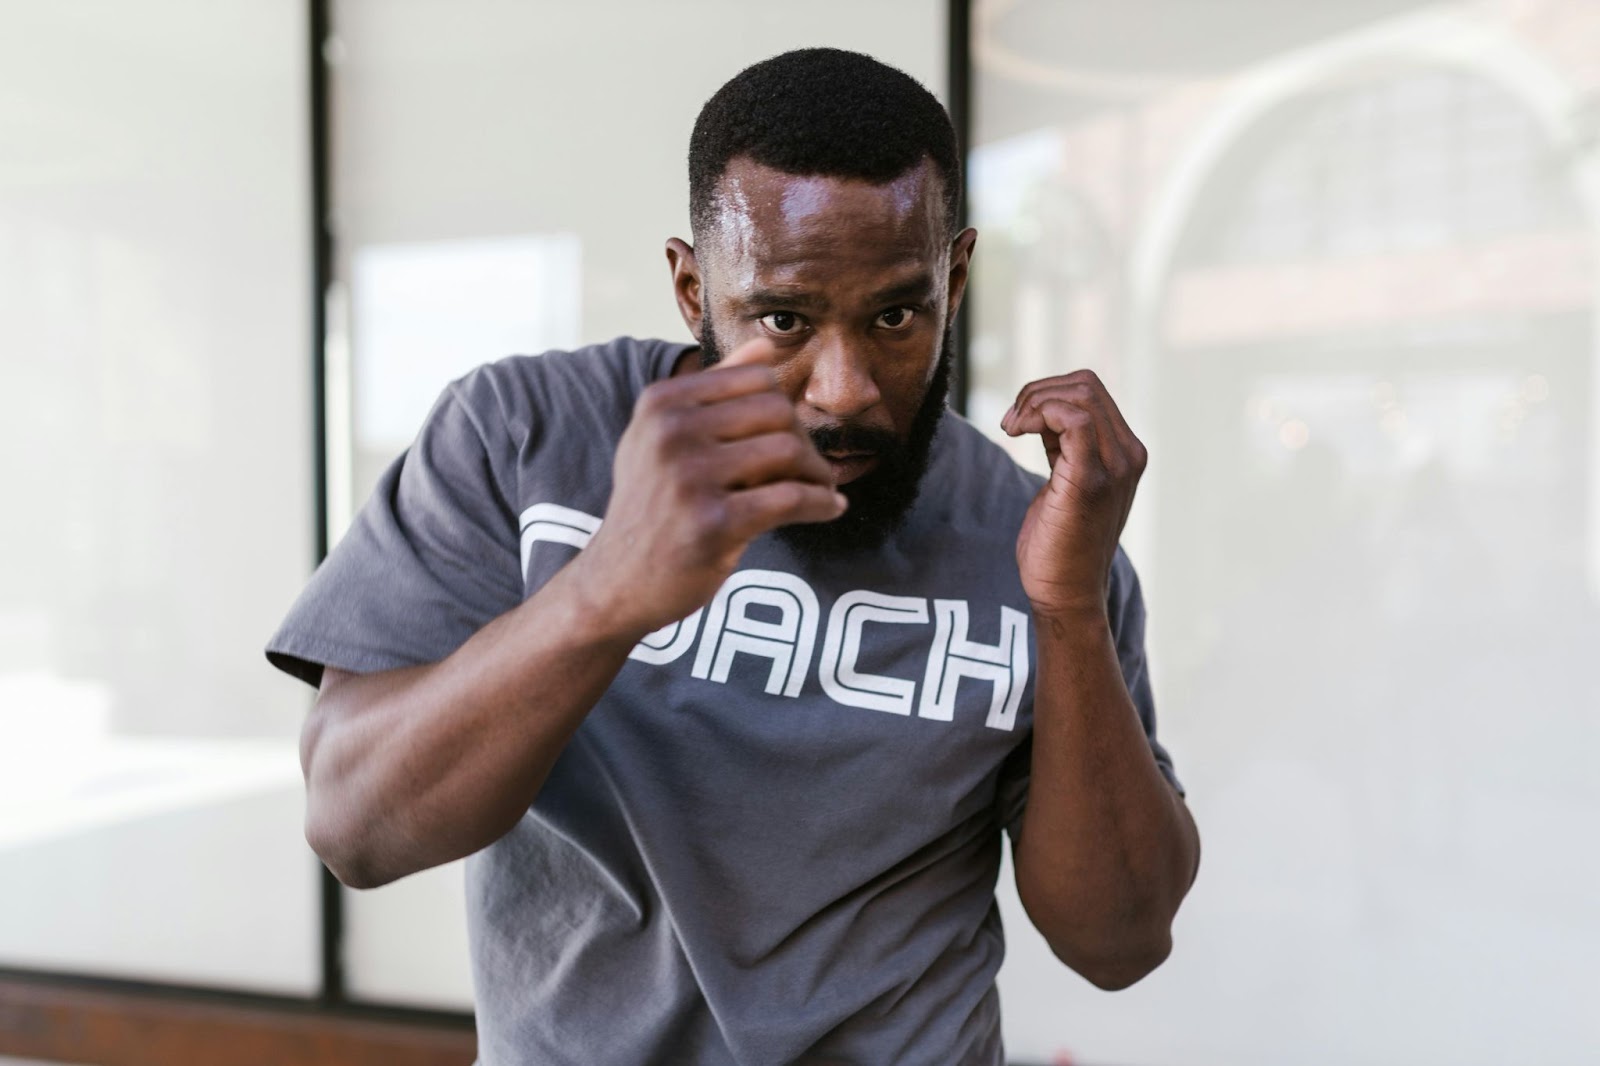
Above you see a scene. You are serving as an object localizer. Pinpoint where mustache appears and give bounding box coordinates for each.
[806,423,899,456]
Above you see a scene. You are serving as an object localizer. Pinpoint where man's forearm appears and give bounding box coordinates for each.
[1012,605,1199,989]
[301,555,649,889]
[301,340,843,890]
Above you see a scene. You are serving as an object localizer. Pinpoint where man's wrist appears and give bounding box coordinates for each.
[539,553,658,653]
[1029,598,1111,640]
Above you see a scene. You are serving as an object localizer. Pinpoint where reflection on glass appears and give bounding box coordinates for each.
[351,235,582,452]
[973,2,1600,1063]
[340,235,582,521]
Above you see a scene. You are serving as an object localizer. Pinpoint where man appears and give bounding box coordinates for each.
[268,48,1198,1066]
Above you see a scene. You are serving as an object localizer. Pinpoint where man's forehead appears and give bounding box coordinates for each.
[773,166,930,227]
[707,157,945,255]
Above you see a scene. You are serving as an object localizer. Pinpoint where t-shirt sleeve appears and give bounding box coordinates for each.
[264,368,524,689]
[999,547,1185,842]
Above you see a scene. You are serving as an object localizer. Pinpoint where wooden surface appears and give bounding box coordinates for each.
[0,976,476,1066]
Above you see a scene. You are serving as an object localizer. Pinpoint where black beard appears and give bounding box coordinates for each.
[698,314,952,559]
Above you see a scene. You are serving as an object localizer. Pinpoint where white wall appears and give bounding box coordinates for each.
[0,1,320,993]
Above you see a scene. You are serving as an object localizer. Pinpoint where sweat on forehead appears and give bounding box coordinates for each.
[699,157,948,263]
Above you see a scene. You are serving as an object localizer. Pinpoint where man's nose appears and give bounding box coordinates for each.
[801,334,880,421]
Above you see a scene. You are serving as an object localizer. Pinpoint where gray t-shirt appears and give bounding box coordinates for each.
[266,336,1181,1066]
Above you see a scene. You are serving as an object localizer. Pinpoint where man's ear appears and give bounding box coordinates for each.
[665,237,706,340]
[945,227,978,327]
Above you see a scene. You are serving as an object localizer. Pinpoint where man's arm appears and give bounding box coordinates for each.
[1010,606,1199,989]
[302,562,644,890]
[1002,369,1200,990]
[300,339,845,889]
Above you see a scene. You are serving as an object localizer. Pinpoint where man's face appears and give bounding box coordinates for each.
[680,156,975,554]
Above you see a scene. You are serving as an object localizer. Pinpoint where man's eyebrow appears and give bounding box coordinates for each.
[743,288,827,311]
[738,274,935,311]
[867,274,936,305]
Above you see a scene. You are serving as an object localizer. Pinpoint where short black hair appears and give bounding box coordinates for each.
[688,48,961,242]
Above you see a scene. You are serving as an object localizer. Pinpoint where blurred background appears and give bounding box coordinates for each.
[1,1,1595,1064]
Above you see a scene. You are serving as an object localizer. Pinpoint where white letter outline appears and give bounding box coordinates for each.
[818,590,929,715]
[691,570,820,697]
[518,502,699,665]
[919,600,1030,731]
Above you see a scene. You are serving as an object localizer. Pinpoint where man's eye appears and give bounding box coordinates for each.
[876,307,915,330]
[760,311,805,335]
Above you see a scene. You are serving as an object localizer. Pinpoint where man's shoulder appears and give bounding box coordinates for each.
[893,410,1047,548]
[934,409,1048,497]
[444,336,693,430]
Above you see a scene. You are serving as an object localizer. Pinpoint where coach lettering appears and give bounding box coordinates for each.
[519,504,1030,728]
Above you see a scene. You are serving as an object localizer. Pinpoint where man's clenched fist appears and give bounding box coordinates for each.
[1002,369,1147,621]
[578,337,847,637]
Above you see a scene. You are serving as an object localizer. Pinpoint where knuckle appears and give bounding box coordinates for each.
[1080,468,1113,497]
[732,391,787,429]
[678,445,715,485]
[1054,403,1093,427]
[634,383,668,417]
[667,468,701,506]
[655,406,695,447]
[771,392,801,424]
[772,481,804,512]
[754,392,799,430]
[691,495,729,533]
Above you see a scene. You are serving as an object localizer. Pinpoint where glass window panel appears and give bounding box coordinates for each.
[973,1,1600,1063]
[0,2,319,993]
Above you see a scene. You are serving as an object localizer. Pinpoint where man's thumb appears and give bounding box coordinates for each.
[718,335,779,368]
